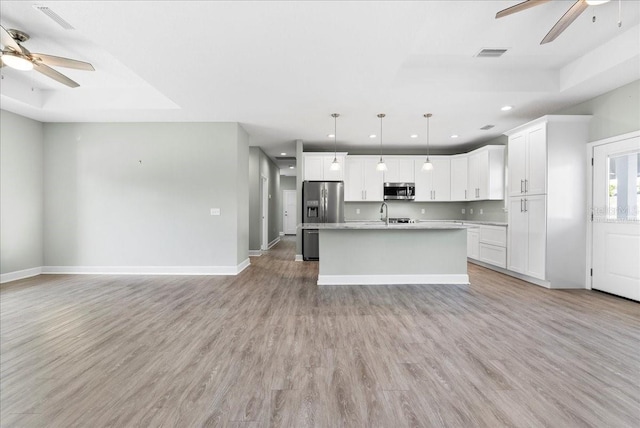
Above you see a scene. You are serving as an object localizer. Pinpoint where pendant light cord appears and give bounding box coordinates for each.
[424,113,432,160]
[331,113,339,160]
[378,113,385,161]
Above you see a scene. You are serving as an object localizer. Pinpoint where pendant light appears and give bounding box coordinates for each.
[421,113,434,171]
[376,113,387,171]
[329,113,341,171]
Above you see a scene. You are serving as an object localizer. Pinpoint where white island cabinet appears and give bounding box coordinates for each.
[344,156,383,201]
[303,152,347,181]
[299,222,473,285]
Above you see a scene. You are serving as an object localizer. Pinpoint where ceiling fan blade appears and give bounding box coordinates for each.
[34,62,80,88]
[0,25,22,53]
[541,0,589,44]
[495,0,551,19]
[32,53,94,71]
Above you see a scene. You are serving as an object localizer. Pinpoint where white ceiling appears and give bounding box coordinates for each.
[1,1,639,175]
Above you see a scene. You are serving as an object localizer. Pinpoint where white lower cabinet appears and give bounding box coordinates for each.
[468,224,507,269]
[467,229,480,259]
[507,195,546,280]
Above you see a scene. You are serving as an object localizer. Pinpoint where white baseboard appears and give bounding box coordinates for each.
[317,274,469,286]
[279,231,285,236]
[42,260,251,276]
[267,237,280,249]
[468,259,551,288]
[249,250,262,257]
[295,254,303,262]
[0,266,42,284]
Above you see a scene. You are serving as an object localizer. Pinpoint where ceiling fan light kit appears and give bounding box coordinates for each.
[1,51,33,70]
[0,25,94,87]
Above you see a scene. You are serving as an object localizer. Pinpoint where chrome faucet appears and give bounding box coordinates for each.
[380,202,389,226]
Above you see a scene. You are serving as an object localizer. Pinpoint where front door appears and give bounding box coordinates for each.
[592,135,640,301]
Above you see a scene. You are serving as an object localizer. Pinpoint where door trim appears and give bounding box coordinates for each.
[586,130,640,290]
[261,175,269,251]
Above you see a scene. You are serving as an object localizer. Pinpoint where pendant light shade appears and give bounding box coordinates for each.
[376,113,387,171]
[421,113,434,172]
[330,113,341,171]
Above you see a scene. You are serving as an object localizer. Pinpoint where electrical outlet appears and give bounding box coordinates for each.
[462,208,466,214]
[210,208,221,216]
[356,209,360,214]
[470,208,473,214]
[480,209,483,215]
[421,208,425,214]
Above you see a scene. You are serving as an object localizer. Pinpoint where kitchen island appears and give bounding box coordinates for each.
[299,222,476,285]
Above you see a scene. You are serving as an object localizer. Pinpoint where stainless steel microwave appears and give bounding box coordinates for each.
[383,182,415,200]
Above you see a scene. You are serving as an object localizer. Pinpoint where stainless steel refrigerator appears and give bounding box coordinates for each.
[302,181,344,261]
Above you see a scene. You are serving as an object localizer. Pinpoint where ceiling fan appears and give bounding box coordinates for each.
[0,25,94,88]
[496,0,614,44]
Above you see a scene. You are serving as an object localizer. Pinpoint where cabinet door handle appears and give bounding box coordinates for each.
[521,180,524,193]
[520,199,524,212]
[524,199,528,212]
[464,189,467,199]
[525,179,528,193]
[433,190,436,200]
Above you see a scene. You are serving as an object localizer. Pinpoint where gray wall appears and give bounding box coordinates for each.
[556,80,640,142]
[280,176,296,191]
[0,110,44,275]
[43,122,248,268]
[248,147,281,251]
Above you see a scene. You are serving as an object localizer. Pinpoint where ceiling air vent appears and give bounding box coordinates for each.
[475,48,508,58]
[480,125,495,130]
[34,6,75,30]
[276,156,297,161]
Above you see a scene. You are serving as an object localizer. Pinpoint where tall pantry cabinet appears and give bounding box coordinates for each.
[505,115,591,288]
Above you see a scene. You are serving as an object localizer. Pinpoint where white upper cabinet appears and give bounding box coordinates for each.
[414,157,451,201]
[450,155,468,201]
[303,153,347,181]
[383,157,415,183]
[467,146,505,201]
[344,156,383,202]
[508,124,547,197]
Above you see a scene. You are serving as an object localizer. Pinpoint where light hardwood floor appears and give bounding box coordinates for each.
[1,237,639,427]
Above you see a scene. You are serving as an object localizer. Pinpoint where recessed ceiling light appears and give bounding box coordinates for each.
[501,105,513,111]
[327,134,335,138]
[369,134,377,139]
[280,152,286,156]
[451,134,459,139]
[410,134,418,138]
[289,166,295,169]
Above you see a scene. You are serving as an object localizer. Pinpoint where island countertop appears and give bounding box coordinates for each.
[298,221,477,230]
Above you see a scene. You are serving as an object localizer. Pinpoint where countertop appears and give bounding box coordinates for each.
[299,222,475,230]
[342,219,507,227]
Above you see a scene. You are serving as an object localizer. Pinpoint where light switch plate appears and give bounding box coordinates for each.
[462,208,466,214]
[210,208,221,216]
[421,209,425,214]
[356,209,360,214]
[480,209,483,215]
[470,208,473,214]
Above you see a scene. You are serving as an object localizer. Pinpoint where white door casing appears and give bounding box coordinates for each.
[283,190,297,235]
[261,176,268,250]
[592,135,640,301]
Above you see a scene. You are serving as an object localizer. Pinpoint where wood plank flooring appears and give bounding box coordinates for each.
[1,236,639,427]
